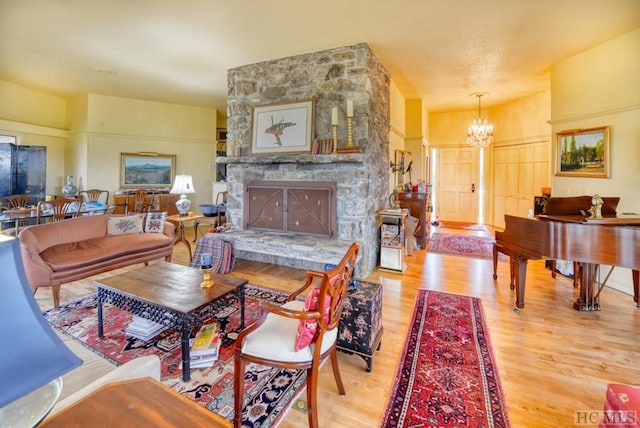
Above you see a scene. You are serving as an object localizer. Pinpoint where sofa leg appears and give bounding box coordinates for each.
[52,285,61,309]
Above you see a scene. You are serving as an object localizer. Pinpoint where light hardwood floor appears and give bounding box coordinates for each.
[34,225,640,427]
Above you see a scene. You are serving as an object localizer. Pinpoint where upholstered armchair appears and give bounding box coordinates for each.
[233,242,359,428]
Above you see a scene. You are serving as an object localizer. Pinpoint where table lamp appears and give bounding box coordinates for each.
[0,236,82,423]
[170,174,196,216]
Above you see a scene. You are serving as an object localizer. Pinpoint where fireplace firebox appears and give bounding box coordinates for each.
[243,181,337,237]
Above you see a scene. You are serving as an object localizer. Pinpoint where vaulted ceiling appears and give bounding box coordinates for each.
[1,0,638,114]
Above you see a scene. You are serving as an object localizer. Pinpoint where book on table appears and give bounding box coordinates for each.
[125,316,167,340]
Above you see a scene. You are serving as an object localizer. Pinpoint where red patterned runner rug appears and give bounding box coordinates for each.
[381,290,510,427]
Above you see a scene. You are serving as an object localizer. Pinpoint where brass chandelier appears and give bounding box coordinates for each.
[466,93,493,148]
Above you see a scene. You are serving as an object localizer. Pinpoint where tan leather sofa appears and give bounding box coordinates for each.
[18,214,175,308]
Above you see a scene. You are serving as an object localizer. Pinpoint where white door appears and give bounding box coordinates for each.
[436,147,478,223]
[492,142,550,228]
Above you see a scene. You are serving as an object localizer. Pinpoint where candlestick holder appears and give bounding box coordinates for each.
[332,124,338,154]
[200,267,214,288]
[346,117,354,147]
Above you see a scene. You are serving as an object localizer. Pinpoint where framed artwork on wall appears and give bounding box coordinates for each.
[250,100,314,155]
[556,126,610,178]
[120,152,176,189]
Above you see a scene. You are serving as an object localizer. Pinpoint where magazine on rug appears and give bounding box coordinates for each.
[180,323,221,369]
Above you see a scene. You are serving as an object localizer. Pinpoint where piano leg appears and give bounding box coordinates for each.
[573,263,601,311]
[493,243,516,289]
[492,244,498,280]
[513,255,529,310]
[633,269,639,307]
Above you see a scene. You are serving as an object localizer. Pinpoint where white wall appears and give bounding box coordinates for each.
[0,80,69,195]
[550,28,640,295]
[67,94,218,207]
[389,79,406,194]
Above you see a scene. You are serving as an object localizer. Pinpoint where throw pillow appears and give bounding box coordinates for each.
[294,283,333,352]
[145,211,167,233]
[106,215,144,236]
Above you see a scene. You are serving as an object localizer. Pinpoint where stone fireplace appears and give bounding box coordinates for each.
[218,43,390,277]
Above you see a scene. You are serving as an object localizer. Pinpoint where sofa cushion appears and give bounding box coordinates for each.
[40,233,172,272]
[145,212,167,233]
[107,215,144,236]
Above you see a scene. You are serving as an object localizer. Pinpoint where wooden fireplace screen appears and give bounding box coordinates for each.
[244,181,337,237]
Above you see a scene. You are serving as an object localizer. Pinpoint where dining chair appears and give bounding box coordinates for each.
[80,189,110,214]
[3,194,37,234]
[80,189,110,205]
[5,194,32,209]
[36,198,81,224]
[128,190,157,213]
[233,242,359,428]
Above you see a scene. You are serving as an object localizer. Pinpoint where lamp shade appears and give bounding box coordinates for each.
[169,175,195,195]
[0,237,82,408]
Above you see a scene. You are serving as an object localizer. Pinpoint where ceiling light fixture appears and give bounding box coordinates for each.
[466,93,493,148]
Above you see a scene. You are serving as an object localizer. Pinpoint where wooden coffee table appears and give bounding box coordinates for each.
[94,262,248,381]
[40,377,232,427]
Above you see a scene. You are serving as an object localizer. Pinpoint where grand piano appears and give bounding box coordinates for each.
[493,196,640,311]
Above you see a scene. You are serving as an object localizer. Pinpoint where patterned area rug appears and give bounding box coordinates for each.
[381,290,510,427]
[43,285,304,428]
[429,232,499,259]
[439,221,487,232]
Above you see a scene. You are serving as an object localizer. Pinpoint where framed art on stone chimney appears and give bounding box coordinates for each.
[250,100,314,155]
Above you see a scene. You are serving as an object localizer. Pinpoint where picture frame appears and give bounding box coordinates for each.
[251,100,314,155]
[120,152,176,189]
[556,126,610,178]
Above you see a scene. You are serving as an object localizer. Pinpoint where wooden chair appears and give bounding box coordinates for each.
[234,242,359,428]
[5,194,32,209]
[128,190,157,213]
[80,189,110,205]
[3,194,37,234]
[36,198,81,224]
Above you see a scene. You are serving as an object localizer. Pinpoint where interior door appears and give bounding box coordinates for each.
[436,147,478,223]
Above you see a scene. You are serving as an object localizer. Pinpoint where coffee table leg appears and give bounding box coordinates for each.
[97,290,104,338]
[180,317,191,382]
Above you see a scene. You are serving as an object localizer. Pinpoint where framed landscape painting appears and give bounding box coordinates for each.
[556,126,610,178]
[251,100,314,155]
[120,153,176,188]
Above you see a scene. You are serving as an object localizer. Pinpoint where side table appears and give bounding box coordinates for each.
[337,279,383,372]
[166,213,204,259]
